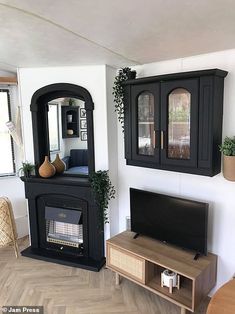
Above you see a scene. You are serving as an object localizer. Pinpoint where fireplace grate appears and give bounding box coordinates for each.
[46,220,83,248]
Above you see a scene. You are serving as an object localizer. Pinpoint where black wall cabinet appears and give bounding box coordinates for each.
[123,69,228,176]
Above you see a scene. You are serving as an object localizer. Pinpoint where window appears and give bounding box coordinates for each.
[48,103,60,152]
[0,89,15,176]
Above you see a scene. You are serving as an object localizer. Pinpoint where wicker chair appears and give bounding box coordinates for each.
[0,197,19,258]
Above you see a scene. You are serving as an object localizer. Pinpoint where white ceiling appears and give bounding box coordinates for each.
[0,0,235,72]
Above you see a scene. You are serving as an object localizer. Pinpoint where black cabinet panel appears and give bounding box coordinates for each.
[212,76,225,174]
[123,69,228,176]
[198,77,213,169]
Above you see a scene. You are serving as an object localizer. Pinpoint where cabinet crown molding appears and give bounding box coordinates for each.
[122,68,228,86]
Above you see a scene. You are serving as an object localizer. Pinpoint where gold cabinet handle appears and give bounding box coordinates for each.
[161,131,164,150]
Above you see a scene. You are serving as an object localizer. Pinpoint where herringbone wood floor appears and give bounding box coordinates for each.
[0,238,210,314]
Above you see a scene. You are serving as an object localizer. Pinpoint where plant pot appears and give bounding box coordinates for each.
[24,170,31,178]
[67,129,74,135]
[223,155,235,181]
[127,70,136,80]
[52,153,65,174]
[39,156,56,178]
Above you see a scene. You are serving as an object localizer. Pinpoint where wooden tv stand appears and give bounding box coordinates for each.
[106,231,217,313]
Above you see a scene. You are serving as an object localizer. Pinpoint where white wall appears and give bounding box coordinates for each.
[0,69,28,238]
[0,177,28,238]
[105,65,119,236]
[117,49,235,294]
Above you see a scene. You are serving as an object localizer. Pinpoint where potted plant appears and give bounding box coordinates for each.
[69,98,75,106]
[127,69,137,80]
[113,67,136,131]
[18,162,35,179]
[219,136,235,181]
[90,170,116,228]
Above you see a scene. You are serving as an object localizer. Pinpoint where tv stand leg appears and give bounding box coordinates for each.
[180,307,188,314]
[115,272,120,285]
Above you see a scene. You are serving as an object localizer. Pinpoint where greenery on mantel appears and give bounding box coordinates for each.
[113,67,136,132]
[90,170,116,228]
[219,136,235,156]
[18,162,35,178]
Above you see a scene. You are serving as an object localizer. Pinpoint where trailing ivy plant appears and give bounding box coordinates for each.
[112,67,136,131]
[219,136,235,156]
[90,170,116,228]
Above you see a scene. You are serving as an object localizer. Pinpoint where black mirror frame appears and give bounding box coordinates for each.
[30,83,95,176]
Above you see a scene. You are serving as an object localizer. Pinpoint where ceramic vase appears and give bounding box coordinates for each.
[52,153,66,174]
[39,156,56,178]
[223,155,235,181]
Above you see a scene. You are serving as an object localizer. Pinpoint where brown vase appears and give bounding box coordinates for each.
[39,156,56,178]
[52,153,66,174]
[223,155,235,181]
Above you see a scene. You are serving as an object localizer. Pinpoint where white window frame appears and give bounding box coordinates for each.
[48,103,60,153]
[0,88,15,177]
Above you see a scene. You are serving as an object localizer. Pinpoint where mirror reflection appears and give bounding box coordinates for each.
[48,97,88,176]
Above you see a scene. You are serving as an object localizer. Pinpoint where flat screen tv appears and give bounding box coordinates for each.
[130,188,208,255]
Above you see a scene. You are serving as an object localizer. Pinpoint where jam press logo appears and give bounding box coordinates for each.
[1,307,43,313]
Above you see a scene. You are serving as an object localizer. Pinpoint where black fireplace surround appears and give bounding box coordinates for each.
[21,177,105,271]
[21,83,105,271]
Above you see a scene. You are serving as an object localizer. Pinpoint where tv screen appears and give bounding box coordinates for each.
[130,188,208,255]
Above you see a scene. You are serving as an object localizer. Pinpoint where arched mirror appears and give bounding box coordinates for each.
[30,83,95,177]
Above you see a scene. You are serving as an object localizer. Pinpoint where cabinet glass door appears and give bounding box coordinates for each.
[137,92,155,156]
[131,83,160,163]
[168,88,190,159]
[161,79,198,168]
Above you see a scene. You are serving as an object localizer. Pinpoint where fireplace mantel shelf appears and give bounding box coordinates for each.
[20,175,91,187]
